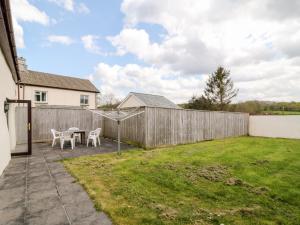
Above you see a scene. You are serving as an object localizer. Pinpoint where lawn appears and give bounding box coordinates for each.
[262,110,300,115]
[63,137,300,225]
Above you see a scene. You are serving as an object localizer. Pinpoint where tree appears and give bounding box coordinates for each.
[204,67,238,110]
[229,101,264,115]
[185,95,213,110]
[97,93,120,110]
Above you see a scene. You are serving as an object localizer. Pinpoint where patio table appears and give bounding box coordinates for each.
[72,130,86,144]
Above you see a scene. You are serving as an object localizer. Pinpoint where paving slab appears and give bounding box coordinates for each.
[26,206,69,225]
[28,188,58,202]
[0,174,26,190]
[71,212,112,225]
[27,196,61,215]
[0,138,129,225]
[0,186,25,210]
[0,206,24,225]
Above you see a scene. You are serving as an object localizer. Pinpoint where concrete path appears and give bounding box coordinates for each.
[0,138,132,225]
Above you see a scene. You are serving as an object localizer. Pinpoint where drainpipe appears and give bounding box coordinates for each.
[23,85,25,100]
[17,82,20,100]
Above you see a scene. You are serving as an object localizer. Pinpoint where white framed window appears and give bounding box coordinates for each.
[80,95,89,105]
[34,91,47,103]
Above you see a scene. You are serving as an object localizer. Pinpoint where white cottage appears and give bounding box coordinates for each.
[17,58,100,109]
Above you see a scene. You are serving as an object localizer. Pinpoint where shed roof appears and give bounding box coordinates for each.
[20,70,100,93]
[121,92,180,109]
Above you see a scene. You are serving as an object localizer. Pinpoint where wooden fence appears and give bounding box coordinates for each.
[144,107,249,148]
[103,111,145,146]
[15,106,249,148]
[15,106,103,144]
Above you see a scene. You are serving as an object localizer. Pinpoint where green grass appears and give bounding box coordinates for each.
[262,110,300,115]
[63,137,300,225]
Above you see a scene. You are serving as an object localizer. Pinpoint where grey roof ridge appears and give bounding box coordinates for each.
[130,92,167,98]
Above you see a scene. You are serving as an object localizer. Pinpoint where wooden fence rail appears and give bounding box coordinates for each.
[15,106,249,148]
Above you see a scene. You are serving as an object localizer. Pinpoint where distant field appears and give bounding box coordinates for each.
[262,111,300,115]
[64,137,300,225]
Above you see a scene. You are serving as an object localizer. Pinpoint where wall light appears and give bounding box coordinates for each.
[4,101,9,113]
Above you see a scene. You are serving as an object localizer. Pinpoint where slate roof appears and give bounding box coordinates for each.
[130,92,180,109]
[20,70,100,93]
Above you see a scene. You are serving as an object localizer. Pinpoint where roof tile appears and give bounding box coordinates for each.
[130,92,180,109]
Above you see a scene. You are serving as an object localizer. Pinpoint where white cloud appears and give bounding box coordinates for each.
[91,59,300,103]
[11,0,50,25]
[103,0,300,102]
[12,18,25,48]
[49,0,74,11]
[48,0,90,14]
[232,57,300,101]
[77,3,90,14]
[81,35,104,55]
[11,0,50,48]
[91,63,206,103]
[108,28,221,74]
[47,35,75,45]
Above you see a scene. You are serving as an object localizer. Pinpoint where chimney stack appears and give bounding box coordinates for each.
[18,57,28,72]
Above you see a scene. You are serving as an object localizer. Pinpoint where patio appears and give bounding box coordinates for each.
[0,138,133,225]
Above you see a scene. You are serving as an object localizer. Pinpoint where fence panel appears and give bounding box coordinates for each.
[144,107,249,148]
[15,107,104,142]
[103,112,145,146]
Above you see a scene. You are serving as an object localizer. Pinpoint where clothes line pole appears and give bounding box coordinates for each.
[117,120,121,155]
[87,108,144,154]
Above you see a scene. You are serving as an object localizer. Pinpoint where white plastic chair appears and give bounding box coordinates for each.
[87,128,101,147]
[51,129,62,147]
[60,131,75,150]
[68,127,80,143]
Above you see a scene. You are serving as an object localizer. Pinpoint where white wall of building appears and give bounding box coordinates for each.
[0,49,17,175]
[19,85,97,109]
[249,116,300,139]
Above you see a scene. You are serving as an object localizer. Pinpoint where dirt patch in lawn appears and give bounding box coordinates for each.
[225,206,261,216]
[250,186,270,195]
[150,203,178,220]
[162,163,181,171]
[192,205,261,223]
[186,165,229,182]
[225,177,244,186]
[160,207,178,220]
[225,177,269,195]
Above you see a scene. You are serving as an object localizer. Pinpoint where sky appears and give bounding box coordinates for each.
[11,0,300,103]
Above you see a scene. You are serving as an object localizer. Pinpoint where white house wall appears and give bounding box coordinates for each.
[0,49,17,175]
[19,85,97,109]
[249,115,300,139]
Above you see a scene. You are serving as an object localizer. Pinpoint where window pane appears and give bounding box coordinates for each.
[41,92,47,102]
[80,95,89,105]
[35,94,40,102]
[35,92,40,102]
